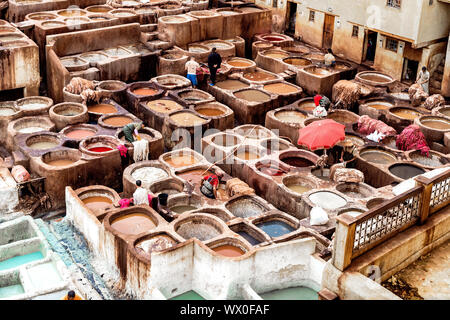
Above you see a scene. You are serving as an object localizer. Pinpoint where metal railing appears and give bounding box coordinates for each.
[333,168,450,271]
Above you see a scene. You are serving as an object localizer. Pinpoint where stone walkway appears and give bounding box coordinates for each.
[384,239,450,300]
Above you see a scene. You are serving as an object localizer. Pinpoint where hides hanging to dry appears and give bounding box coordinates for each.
[396,124,430,156]
[132,139,149,162]
[332,80,361,110]
[357,115,397,136]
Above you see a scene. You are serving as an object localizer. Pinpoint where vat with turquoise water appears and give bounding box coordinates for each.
[260,286,318,300]
[0,251,44,271]
[170,290,205,300]
[0,284,25,298]
[256,220,295,238]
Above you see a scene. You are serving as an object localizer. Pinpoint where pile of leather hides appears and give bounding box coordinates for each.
[132,139,149,162]
[226,178,254,197]
[357,115,397,136]
[396,124,430,156]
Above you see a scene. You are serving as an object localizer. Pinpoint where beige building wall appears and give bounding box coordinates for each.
[416,0,450,47]
[442,35,450,97]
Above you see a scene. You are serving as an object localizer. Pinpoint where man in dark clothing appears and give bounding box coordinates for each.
[207,47,222,85]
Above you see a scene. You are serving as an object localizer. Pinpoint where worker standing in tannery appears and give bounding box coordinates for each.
[208,47,222,86]
[416,66,430,94]
[324,48,336,67]
[122,121,143,144]
[185,57,200,89]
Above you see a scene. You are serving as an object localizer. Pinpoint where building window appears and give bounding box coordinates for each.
[387,0,401,8]
[272,0,277,8]
[352,26,359,38]
[309,10,315,22]
[385,37,399,52]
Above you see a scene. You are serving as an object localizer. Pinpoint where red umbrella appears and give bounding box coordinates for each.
[297,119,345,151]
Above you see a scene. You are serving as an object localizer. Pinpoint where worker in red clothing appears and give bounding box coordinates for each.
[313,93,322,107]
[200,171,224,199]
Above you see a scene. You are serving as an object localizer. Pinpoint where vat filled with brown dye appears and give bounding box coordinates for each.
[234,89,271,102]
[82,196,113,211]
[176,168,214,185]
[169,111,208,126]
[100,114,135,128]
[359,148,397,165]
[195,107,224,117]
[212,244,245,257]
[282,175,317,195]
[420,119,450,130]
[263,83,299,95]
[87,103,118,115]
[274,110,306,123]
[42,149,80,168]
[110,213,156,235]
[215,80,249,90]
[297,99,316,113]
[132,88,158,96]
[281,157,314,167]
[146,99,183,113]
[263,51,289,60]
[163,154,199,168]
[226,58,254,68]
[243,71,277,82]
[62,124,98,141]
[283,57,311,67]
[390,108,421,120]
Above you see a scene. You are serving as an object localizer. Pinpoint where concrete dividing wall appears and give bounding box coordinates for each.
[373,34,405,80]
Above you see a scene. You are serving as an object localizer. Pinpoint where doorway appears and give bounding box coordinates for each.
[402,58,419,83]
[322,14,335,49]
[364,31,377,63]
[285,1,297,35]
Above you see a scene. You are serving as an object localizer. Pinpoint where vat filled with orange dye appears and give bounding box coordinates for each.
[82,196,113,211]
[212,245,245,257]
[110,213,157,235]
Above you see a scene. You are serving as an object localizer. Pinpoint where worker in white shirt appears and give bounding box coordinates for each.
[133,180,149,205]
[324,48,336,67]
[185,57,200,88]
[416,66,430,94]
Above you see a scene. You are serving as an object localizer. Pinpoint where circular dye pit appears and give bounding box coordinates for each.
[110,10,136,17]
[58,9,86,17]
[0,103,18,116]
[366,101,393,110]
[255,220,295,238]
[0,33,23,41]
[297,100,316,113]
[283,57,311,66]
[178,90,212,104]
[264,51,289,59]
[263,83,299,95]
[87,103,117,114]
[235,151,260,161]
[212,245,245,257]
[227,58,254,68]
[86,6,112,13]
[420,118,450,130]
[64,128,96,140]
[164,154,199,168]
[274,110,306,124]
[366,198,386,209]
[342,134,365,147]
[160,15,188,23]
[188,45,209,53]
[409,150,447,168]
[215,79,249,90]
[195,106,224,117]
[309,191,347,210]
[136,235,177,255]
[203,41,233,50]
[169,112,208,126]
[111,213,156,235]
[103,47,131,57]
[170,205,198,214]
[391,108,421,120]
[132,87,158,96]
[132,167,168,184]
[176,169,214,185]
[211,133,241,147]
[339,208,366,218]
[437,107,450,118]
[26,135,60,150]
[243,71,277,82]
[45,159,75,166]
[256,161,288,176]
[327,110,359,125]
[18,127,45,134]
[80,52,109,63]
[335,183,373,199]
[88,146,113,153]
[261,35,285,42]
[285,184,311,195]
[176,219,222,241]
[102,115,134,127]
[357,72,394,84]
[303,53,325,61]
[146,99,183,113]
[234,89,271,102]
[16,97,52,113]
[82,196,112,211]
[235,126,272,139]
[305,67,331,76]
[389,164,425,180]
[359,148,397,165]
[281,157,314,168]
[225,197,266,218]
[27,13,58,20]
[261,139,291,153]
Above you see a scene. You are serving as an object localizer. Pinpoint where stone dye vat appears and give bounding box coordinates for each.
[15,96,53,117]
[355,71,396,88]
[135,234,179,256]
[6,116,56,151]
[110,212,157,235]
[254,219,296,239]
[174,215,224,241]
[259,286,318,300]
[308,191,347,210]
[416,116,450,143]
[161,150,203,169]
[225,195,269,218]
[387,107,423,132]
[335,182,376,199]
[49,103,88,131]
[98,113,138,130]
[359,147,398,165]
[406,150,449,170]
[388,163,426,180]
[296,66,340,98]
[76,185,120,216]
[61,124,99,141]
[358,98,394,120]
[79,135,121,157]
[279,150,318,170]
[193,102,234,131]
